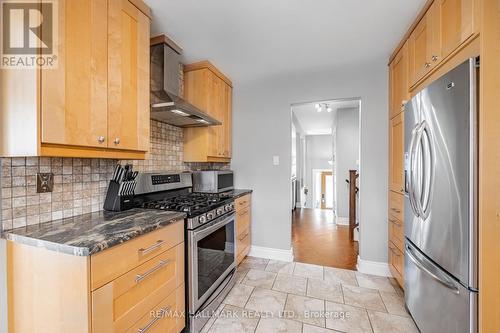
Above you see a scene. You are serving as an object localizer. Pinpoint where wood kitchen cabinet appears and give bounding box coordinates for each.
[183,61,233,162]
[439,0,475,59]
[389,43,410,119]
[389,112,405,194]
[7,221,185,333]
[235,194,252,265]
[0,0,151,159]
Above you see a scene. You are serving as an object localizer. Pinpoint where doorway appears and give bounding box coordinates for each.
[291,98,360,270]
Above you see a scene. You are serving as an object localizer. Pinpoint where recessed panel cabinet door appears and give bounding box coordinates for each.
[439,0,474,57]
[389,42,409,119]
[107,0,150,151]
[41,0,108,148]
[389,112,404,193]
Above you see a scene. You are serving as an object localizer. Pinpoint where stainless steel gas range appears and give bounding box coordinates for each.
[104,169,237,333]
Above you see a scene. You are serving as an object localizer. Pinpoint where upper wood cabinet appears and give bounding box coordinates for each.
[439,0,475,57]
[389,112,405,194]
[389,42,410,118]
[183,61,233,162]
[1,0,151,159]
[408,1,441,86]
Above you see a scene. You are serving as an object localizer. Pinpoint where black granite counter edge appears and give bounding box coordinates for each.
[231,189,253,199]
[2,210,187,257]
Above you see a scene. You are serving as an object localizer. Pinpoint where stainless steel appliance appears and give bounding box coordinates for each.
[403,58,478,333]
[150,35,221,127]
[192,170,234,193]
[104,171,237,333]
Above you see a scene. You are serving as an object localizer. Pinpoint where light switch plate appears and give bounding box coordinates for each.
[37,173,54,193]
[273,155,280,166]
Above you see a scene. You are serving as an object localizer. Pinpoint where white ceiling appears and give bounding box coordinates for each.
[293,100,359,135]
[146,0,425,85]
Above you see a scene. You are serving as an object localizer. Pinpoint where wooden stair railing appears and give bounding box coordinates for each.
[346,170,359,242]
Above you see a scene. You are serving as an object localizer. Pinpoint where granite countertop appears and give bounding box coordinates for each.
[2,209,186,256]
[229,189,253,199]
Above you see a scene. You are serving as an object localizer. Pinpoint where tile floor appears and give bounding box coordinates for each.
[201,257,419,333]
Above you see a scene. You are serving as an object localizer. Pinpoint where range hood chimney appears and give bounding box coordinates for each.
[150,35,221,127]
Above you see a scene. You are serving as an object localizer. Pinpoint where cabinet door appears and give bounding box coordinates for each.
[207,73,222,158]
[107,0,150,151]
[389,43,409,119]
[223,84,233,158]
[41,0,108,148]
[439,0,474,57]
[389,112,404,193]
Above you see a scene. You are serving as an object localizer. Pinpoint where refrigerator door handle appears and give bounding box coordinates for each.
[405,243,460,294]
[419,122,435,220]
[407,125,421,217]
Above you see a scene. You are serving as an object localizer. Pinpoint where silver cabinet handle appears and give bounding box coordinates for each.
[137,306,170,333]
[97,136,105,144]
[431,55,438,62]
[424,62,431,68]
[138,240,165,256]
[114,138,121,145]
[135,259,170,283]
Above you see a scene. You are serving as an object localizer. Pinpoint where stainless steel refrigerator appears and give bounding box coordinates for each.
[403,58,478,333]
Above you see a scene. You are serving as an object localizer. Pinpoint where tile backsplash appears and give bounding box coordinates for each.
[0,120,229,231]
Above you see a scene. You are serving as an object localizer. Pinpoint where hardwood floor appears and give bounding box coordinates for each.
[292,208,358,270]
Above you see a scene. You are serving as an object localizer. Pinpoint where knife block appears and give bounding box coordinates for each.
[103,181,135,212]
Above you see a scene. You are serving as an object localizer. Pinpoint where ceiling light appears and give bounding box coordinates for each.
[171,109,189,116]
[327,106,332,112]
[314,103,320,109]
[317,106,323,112]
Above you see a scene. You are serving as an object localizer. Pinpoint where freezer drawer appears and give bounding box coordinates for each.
[405,241,477,333]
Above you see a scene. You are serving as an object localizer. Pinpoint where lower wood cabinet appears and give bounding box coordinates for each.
[6,220,185,333]
[235,194,252,265]
[389,240,404,287]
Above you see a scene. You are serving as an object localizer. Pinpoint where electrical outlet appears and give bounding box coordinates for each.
[37,173,54,193]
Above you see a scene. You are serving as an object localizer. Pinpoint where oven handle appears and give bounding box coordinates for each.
[194,212,236,241]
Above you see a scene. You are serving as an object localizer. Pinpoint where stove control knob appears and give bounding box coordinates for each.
[206,212,214,220]
[224,204,232,212]
[216,207,224,215]
[229,202,235,210]
[199,215,207,224]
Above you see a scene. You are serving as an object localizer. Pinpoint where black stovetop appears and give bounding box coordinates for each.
[142,192,233,217]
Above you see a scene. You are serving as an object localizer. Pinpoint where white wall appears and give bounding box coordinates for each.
[336,107,360,219]
[231,60,388,263]
[304,135,332,208]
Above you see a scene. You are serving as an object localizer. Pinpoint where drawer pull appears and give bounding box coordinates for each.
[239,200,247,206]
[135,259,171,283]
[238,232,249,241]
[138,240,165,256]
[137,306,170,333]
[391,208,401,213]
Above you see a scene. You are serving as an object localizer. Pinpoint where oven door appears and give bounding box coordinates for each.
[188,212,236,312]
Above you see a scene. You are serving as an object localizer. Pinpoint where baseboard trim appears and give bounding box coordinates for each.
[356,255,392,277]
[336,217,349,225]
[248,246,294,262]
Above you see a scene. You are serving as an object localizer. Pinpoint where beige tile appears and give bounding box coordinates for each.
[325,301,373,333]
[303,324,343,333]
[307,278,343,303]
[200,303,225,333]
[235,268,249,284]
[224,284,254,308]
[379,292,409,317]
[324,267,358,286]
[255,318,302,333]
[207,305,260,333]
[367,311,419,333]
[272,273,307,295]
[284,294,325,327]
[342,285,386,312]
[242,269,277,289]
[294,262,324,279]
[245,288,287,315]
[355,273,395,293]
[388,278,404,297]
[239,257,269,270]
[266,260,295,275]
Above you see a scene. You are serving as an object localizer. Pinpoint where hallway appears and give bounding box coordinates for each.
[292,208,358,270]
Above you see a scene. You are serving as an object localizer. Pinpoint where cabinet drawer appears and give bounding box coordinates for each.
[236,227,251,265]
[236,208,251,236]
[90,220,184,290]
[92,243,184,332]
[235,194,251,210]
[125,285,185,333]
[388,191,404,222]
[389,241,404,278]
[388,217,404,251]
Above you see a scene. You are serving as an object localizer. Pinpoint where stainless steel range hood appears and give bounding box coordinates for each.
[150,35,221,127]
